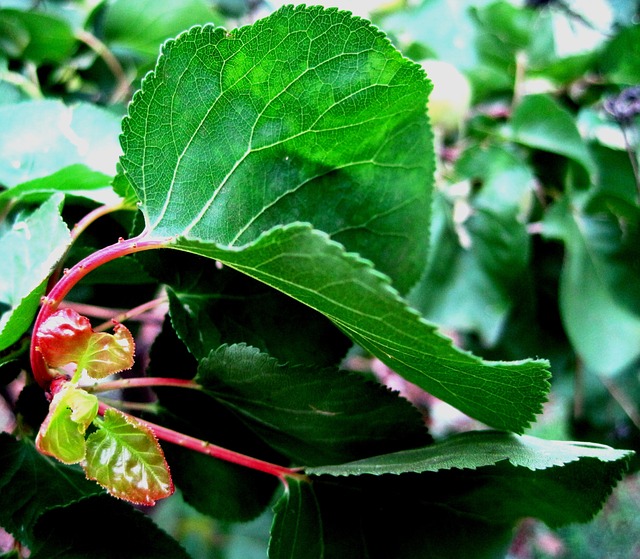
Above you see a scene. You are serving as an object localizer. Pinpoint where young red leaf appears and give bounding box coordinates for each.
[35,308,135,379]
[36,382,99,464]
[84,409,174,506]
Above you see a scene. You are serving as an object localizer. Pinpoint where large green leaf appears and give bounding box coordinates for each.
[307,430,632,476]
[308,430,633,529]
[172,224,549,434]
[0,194,71,351]
[196,343,430,466]
[120,5,434,294]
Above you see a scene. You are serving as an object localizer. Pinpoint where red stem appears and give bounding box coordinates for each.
[97,402,306,482]
[30,235,170,389]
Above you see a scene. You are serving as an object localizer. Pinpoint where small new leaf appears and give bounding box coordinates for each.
[36,308,135,379]
[36,382,99,464]
[85,409,174,505]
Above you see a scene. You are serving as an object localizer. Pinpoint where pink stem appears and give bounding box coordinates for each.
[31,235,170,389]
[97,402,306,482]
[86,377,200,393]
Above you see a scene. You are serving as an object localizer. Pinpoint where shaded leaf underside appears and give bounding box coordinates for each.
[172,225,550,433]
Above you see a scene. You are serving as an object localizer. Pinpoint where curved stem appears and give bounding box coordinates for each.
[97,402,307,482]
[31,235,170,389]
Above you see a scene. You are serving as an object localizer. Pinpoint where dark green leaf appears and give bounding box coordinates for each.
[173,225,550,434]
[269,479,323,559]
[0,100,122,188]
[31,494,190,559]
[0,194,71,351]
[309,431,633,529]
[313,476,514,559]
[197,343,430,466]
[147,318,281,522]
[140,248,350,367]
[0,432,102,547]
[120,5,434,294]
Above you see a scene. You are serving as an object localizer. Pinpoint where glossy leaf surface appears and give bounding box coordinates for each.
[85,408,174,505]
[36,308,135,378]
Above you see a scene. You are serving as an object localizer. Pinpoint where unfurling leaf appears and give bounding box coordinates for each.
[36,308,135,379]
[36,382,99,464]
[85,409,174,505]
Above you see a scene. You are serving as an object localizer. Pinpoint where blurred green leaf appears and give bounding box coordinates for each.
[600,23,640,85]
[0,194,71,352]
[0,100,122,188]
[0,164,115,206]
[507,94,596,179]
[544,197,640,375]
[410,194,530,346]
[0,8,76,64]
[104,0,222,63]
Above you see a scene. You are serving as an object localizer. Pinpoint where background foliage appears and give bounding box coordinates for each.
[0,0,639,558]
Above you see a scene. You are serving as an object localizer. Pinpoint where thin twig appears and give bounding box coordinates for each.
[600,376,640,431]
[76,30,131,103]
[93,296,169,332]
